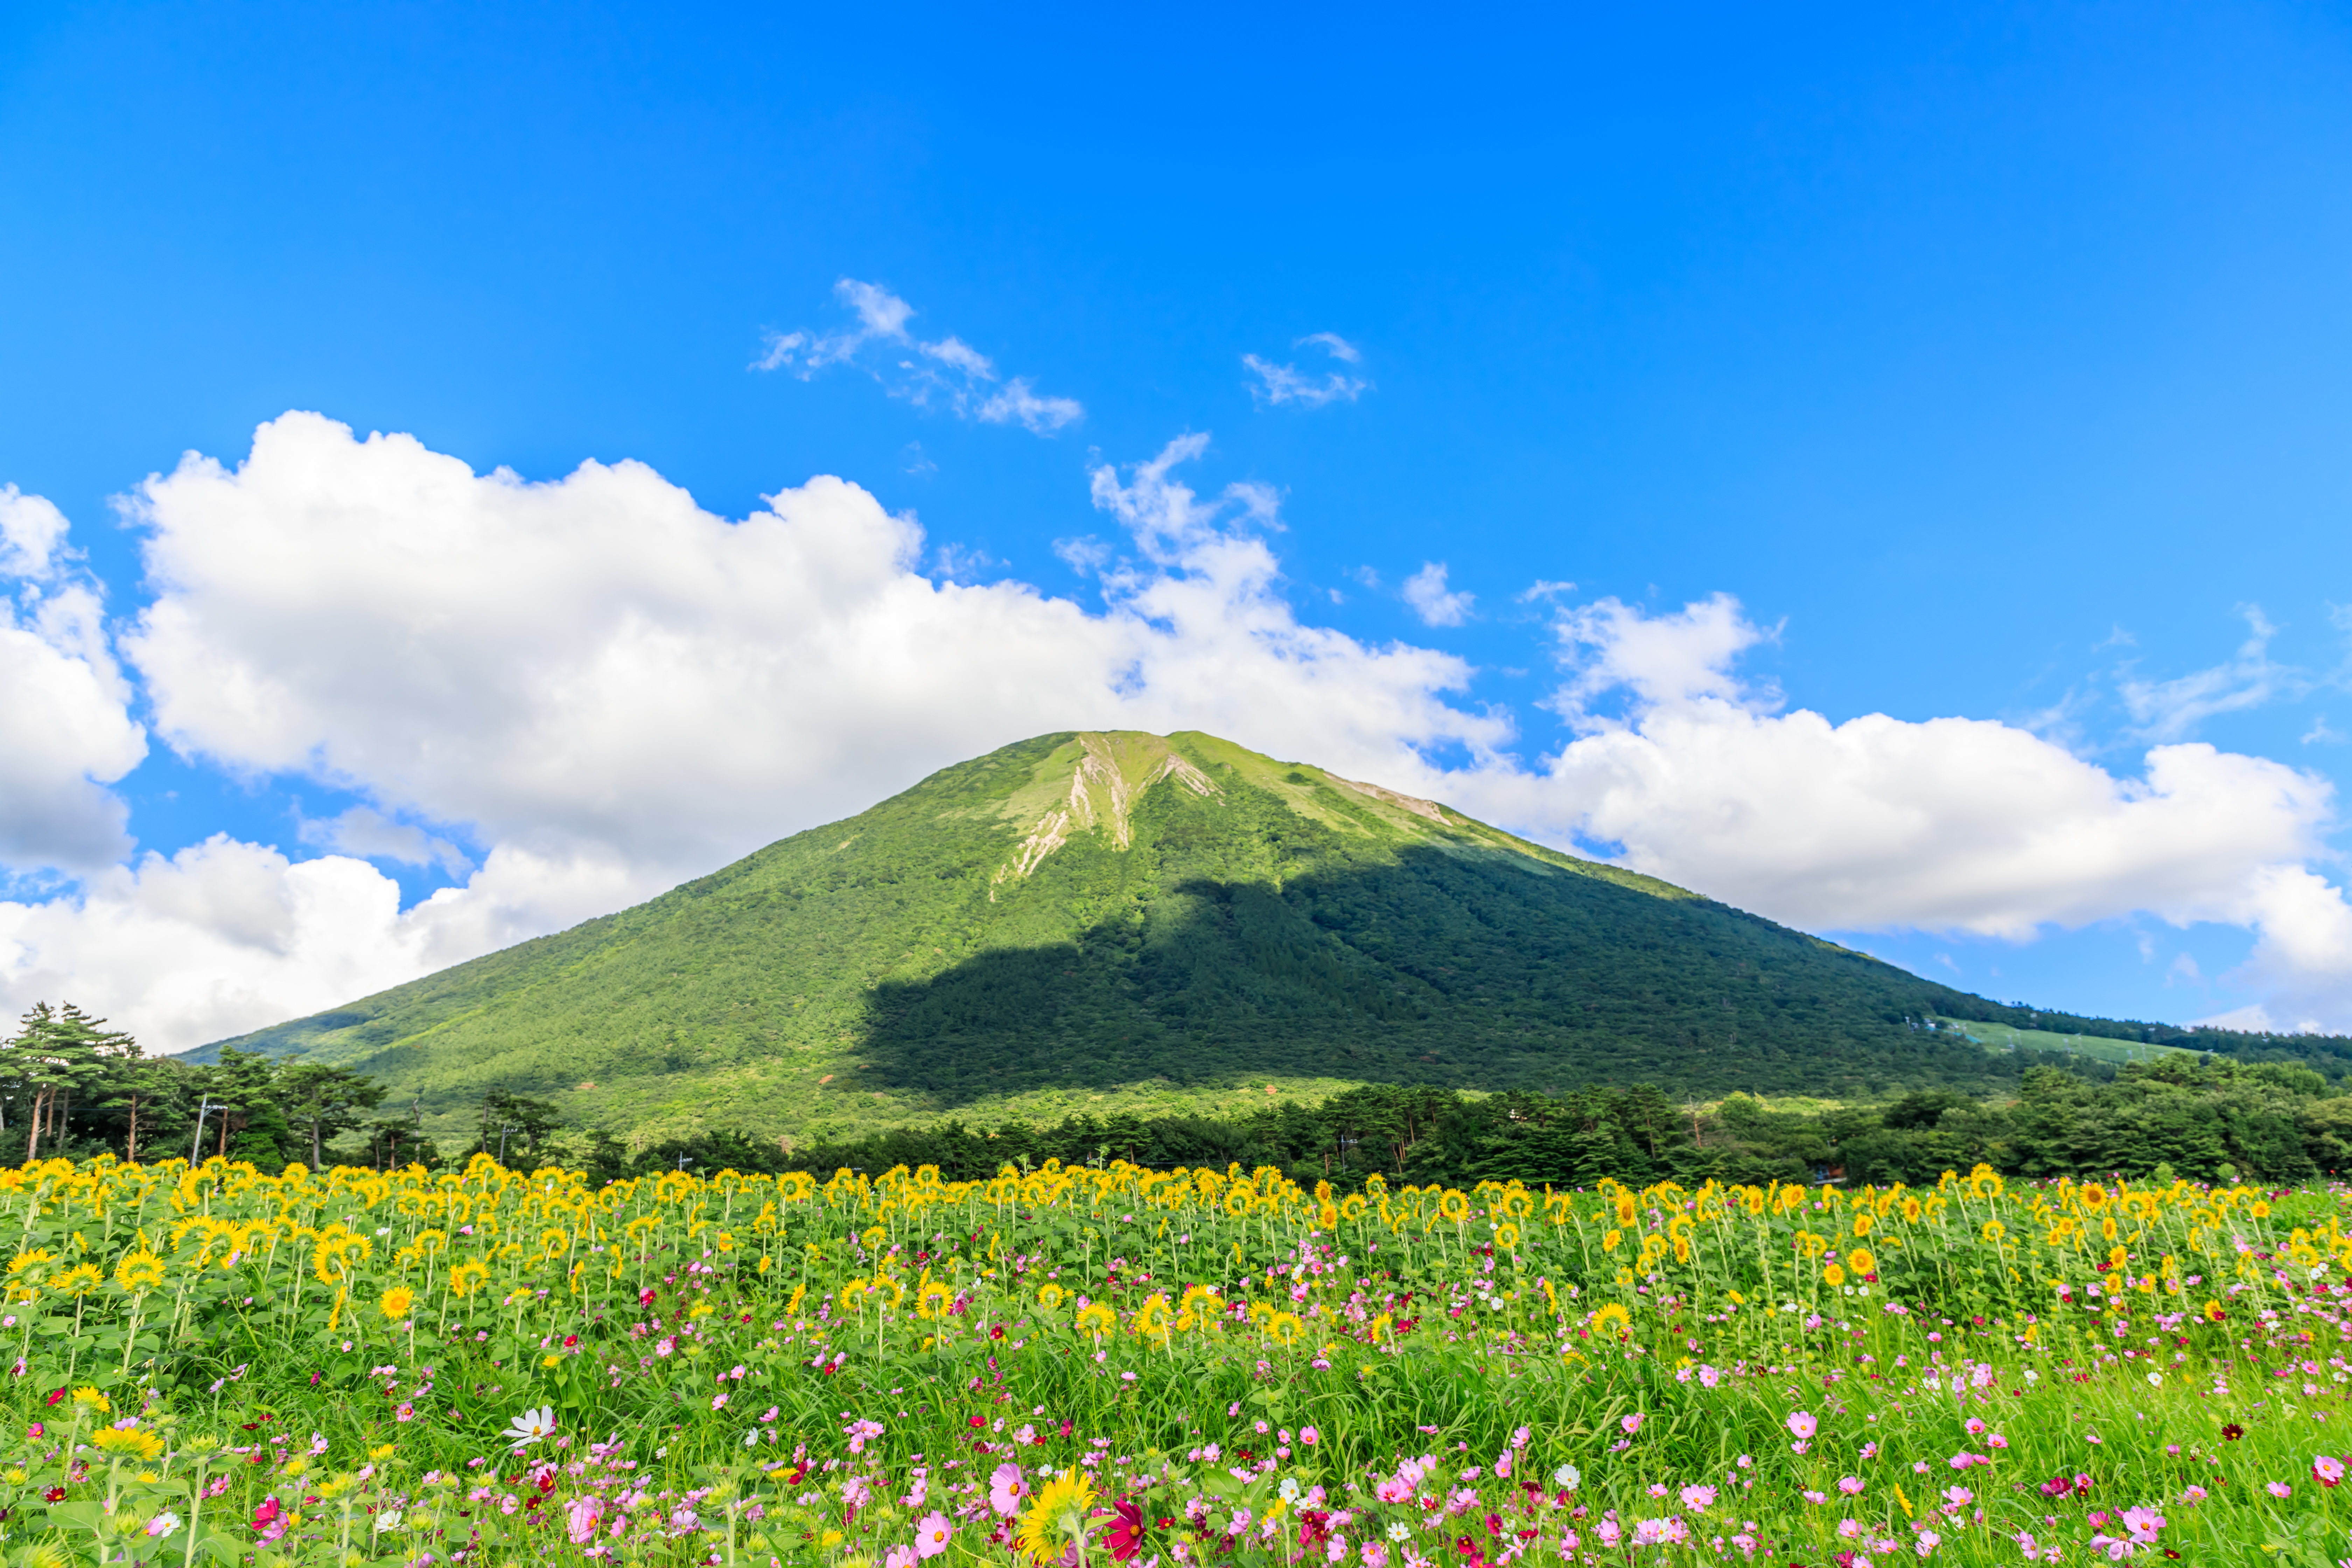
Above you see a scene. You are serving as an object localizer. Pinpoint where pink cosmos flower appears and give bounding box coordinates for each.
[915,1512,954,1558]
[990,1463,1029,1517]
[2315,1456,2346,1488]
[1838,1477,1865,1496]
[1787,1412,1817,1441]
[1621,1414,1643,1436]
[2268,1482,2293,1499]
[567,1497,605,1545]
[886,1547,916,1568]
[1680,1484,1716,1511]
[845,1418,884,1454]
[2120,1508,2165,1545]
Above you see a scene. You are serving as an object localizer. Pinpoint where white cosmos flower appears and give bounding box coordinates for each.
[1554,1464,1581,1491]
[503,1405,558,1447]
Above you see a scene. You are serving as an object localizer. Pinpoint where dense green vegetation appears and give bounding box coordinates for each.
[194,728,2317,1150]
[738,1052,2352,1189]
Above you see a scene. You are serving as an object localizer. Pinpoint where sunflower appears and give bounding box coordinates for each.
[1494,1223,1521,1252]
[1438,1190,1471,1224]
[1602,1228,1623,1253]
[379,1284,416,1321]
[1981,1220,2006,1244]
[915,1280,955,1320]
[1588,1302,1632,1337]
[1075,1302,1117,1340]
[448,1259,491,1298]
[1016,1470,1097,1565]
[839,1278,872,1311]
[1266,1310,1304,1348]
[113,1251,167,1292]
[54,1264,103,1296]
[1036,1283,1066,1312]
[1847,1248,1876,1276]
[92,1427,164,1462]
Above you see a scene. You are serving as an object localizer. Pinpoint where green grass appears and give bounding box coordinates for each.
[1934,1015,2194,1066]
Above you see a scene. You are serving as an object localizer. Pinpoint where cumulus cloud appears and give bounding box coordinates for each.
[1401,562,1474,627]
[751,279,1081,433]
[0,835,643,1053]
[1419,593,2352,1028]
[1244,334,1371,408]
[13,413,2352,1047]
[0,490,147,875]
[2,414,1493,1049]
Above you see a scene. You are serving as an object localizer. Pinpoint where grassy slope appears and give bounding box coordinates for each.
[204,730,2018,1147]
[1930,1014,2193,1067]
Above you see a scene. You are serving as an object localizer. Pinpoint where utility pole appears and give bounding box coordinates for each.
[497,1123,516,1163]
[190,1098,227,1164]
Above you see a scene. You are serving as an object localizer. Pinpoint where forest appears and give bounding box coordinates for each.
[18,994,2352,1189]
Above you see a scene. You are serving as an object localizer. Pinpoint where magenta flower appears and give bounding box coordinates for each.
[914,1512,954,1559]
[2315,1455,2346,1488]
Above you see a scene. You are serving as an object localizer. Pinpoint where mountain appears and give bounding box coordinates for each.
[204,729,2052,1147]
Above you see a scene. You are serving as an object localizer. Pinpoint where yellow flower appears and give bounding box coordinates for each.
[1602,1228,1623,1253]
[72,1386,111,1413]
[92,1427,164,1461]
[113,1251,167,1292]
[543,1354,562,1368]
[1981,1220,2006,1244]
[839,1278,872,1311]
[6,1248,56,1277]
[1016,1470,1097,1565]
[448,1259,490,1298]
[1588,1302,1632,1336]
[1265,1310,1304,1348]
[1438,1190,1471,1224]
[1823,1262,1847,1287]
[54,1263,104,1296]
[1847,1248,1876,1276]
[1494,1223,1521,1251]
[380,1284,416,1321]
[1036,1283,1066,1312]
[1076,1302,1117,1339]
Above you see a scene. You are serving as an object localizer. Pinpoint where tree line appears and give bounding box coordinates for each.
[15,996,2352,1190]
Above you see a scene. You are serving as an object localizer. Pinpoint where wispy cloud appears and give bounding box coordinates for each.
[1402,561,1475,627]
[2120,605,2306,742]
[1244,333,1371,409]
[751,279,1082,435]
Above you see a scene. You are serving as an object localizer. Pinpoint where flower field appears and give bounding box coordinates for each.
[5,1155,2352,1568]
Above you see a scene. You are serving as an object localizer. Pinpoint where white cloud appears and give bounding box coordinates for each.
[15,414,2352,1047]
[0,485,72,579]
[0,493,147,875]
[1402,562,1475,627]
[2,414,1491,1049]
[1296,332,1362,364]
[751,280,1082,434]
[296,805,474,878]
[2119,605,2305,742]
[1415,593,2352,1027]
[1242,335,1371,409]
[0,835,642,1053]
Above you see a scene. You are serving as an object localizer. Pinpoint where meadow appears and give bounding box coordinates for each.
[4,1155,2351,1568]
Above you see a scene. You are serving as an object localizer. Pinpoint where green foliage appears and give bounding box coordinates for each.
[754,1051,2352,1189]
[199,731,2079,1147]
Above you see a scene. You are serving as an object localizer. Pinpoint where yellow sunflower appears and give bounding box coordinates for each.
[379,1284,416,1321]
[1016,1470,1097,1565]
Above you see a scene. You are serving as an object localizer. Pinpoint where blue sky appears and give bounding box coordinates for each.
[5,1,2352,1049]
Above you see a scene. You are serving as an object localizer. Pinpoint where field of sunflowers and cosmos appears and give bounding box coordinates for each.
[4,1158,2352,1568]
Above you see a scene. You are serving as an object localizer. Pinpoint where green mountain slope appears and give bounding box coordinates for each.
[202,730,2039,1146]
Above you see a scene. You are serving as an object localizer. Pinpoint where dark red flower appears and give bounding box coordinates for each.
[2039,1477,2075,1498]
[989,1324,1007,1340]
[563,1335,579,1350]
[1105,1499,1146,1561]
[42,1488,66,1503]
[970,1415,987,1429]
[2223,1423,2246,1440]
[43,1389,65,1407]
[1484,1514,1504,1538]
[1058,1419,1074,1440]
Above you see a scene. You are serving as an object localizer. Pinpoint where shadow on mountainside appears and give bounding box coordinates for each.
[842,842,2011,1111]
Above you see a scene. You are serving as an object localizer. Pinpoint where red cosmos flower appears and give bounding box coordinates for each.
[970,1416,987,1429]
[1057,1420,1074,1440]
[42,1488,66,1503]
[252,1498,286,1542]
[2223,1424,2247,1441]
[43,1389,65,1407]
[1483,1514,1504,1538]
[989,1325,1006,1340]
[26,1423,42,1439]
[1104,1499,1146,1561]
[1298,1512,1332,1547]
[2038,1477,2075,1499]
[639,1288,657,1306]
[563,1335,580,1350]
